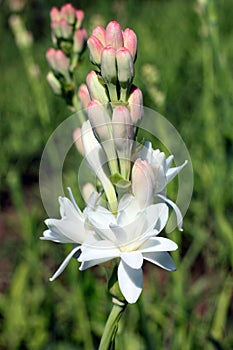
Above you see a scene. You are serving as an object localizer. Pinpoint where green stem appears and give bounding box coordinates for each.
[99,299,127,350]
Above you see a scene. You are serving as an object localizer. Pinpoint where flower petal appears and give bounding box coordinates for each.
[120,251,143,269]
[143,251,176,271]
[157,194,183,231]
[40,229,74,243]
[79,257,114,270]
[49,245,81,281]
[45,217,86,243]
[118,260,143,303]
[79,240,119,262]
[166,160,188,184]
[140,237,178,253]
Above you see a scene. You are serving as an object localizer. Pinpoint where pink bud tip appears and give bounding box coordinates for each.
[123,28,137,61]
[92,25,106,46]
[50,7,60,21]
[87,35,104,65]
[105,21,124,50]
[76,10,84,28]
[74,28,87,53]
[78,84,91,110]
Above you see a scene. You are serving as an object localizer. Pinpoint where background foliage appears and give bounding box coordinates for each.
[0,0,232,349]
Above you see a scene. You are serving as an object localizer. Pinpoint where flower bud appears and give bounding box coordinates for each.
[51,20,62,38]
[78,84,91,109]
[73,28,87,54]
[101,45,117,84]
[105,21,124,49]
[92,25,106,46]
[76,10,84,29]
[112,106,134,179]
[132,159,155,208]
[123,28,137,62]
[112,106,134,149]
[86,71,109,104]
[54,50,70,75]
[50,7,60,22]
[87,100,119,175]
[46,48,57,71]
[87,35,104,66]
[59,18,73,39]
[128,85,144,124]
[73,128,84,156]
[82,183,97,204]
[46,71,62,95]
[60,4,76,25]
[116,47,134,89]
[87,100,112,142]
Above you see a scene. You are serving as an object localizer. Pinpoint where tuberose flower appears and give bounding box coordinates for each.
[78,195,177,303]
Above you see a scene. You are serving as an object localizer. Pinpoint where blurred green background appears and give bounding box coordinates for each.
[0,0,232,349]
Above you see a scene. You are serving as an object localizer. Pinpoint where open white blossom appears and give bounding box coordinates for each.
[78,194,178,303]
[133,141,187,230]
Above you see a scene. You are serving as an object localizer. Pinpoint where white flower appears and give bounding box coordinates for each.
[41,188,95,281]
[134,141,188,231]
[78,194,178,304]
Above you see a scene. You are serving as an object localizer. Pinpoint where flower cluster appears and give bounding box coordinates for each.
[46,3,87,105]
[42,19,187,304]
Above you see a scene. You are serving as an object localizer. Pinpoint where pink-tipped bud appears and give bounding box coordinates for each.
[78,84,91,110]
[54,50,70,75]
[51,20,62,38]
[50,7,60,22]
[46,48,57,70]
[86,71,109,104]
[116,47,134,89]
[105,21,124,50]
[60,3,76,25]
[46,72,62,95]
[87,35,104,66]
[123,28,137,62]
[112,106,134,149]
[59,18,73,39]
[76,10,84,29]
[92,25,106,46]
[73,128,84,156]
[73,28,87,54]
[87,99,112,142]
[128,85,144,124]
[101,45,117,85]
[132,159,155,208]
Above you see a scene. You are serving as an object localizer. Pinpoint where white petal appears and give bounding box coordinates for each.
[165,155,174,170]
[144,203,168,234]
[109,224,126,244]
[79,257,114,270]
[157,194,183,231]
[58,196,83,221]
[120,251,143,269]
[166,160,188,183]
[40,229,74,243]
[79,241,119,262]
[140,237,178,253]
[45,217,86,243]
[143,251,176,271]
[49,245,81,281]
[118,260,143,304]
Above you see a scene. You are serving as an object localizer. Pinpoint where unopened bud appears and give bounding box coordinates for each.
[92,25,106,46]
[116,47,134,90]
[73,128,84,156]
[112,106,134,179]
[76,10,84,29]
[59,18,73,39]
[73,28,87,54]
[46,72,62,95]
[87,35,104,66]
[51,20,62,38]
[123,28,137,62]
[86,71,109,104]
[60,3,76,25]
[46,48,56,70]
[128,85,144,124]
[101,45,117,84]
[87,100,112,142]
[132,159,154,208]
[50,7,60,22]
[78,84,91,109]
[105,21,124,50]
